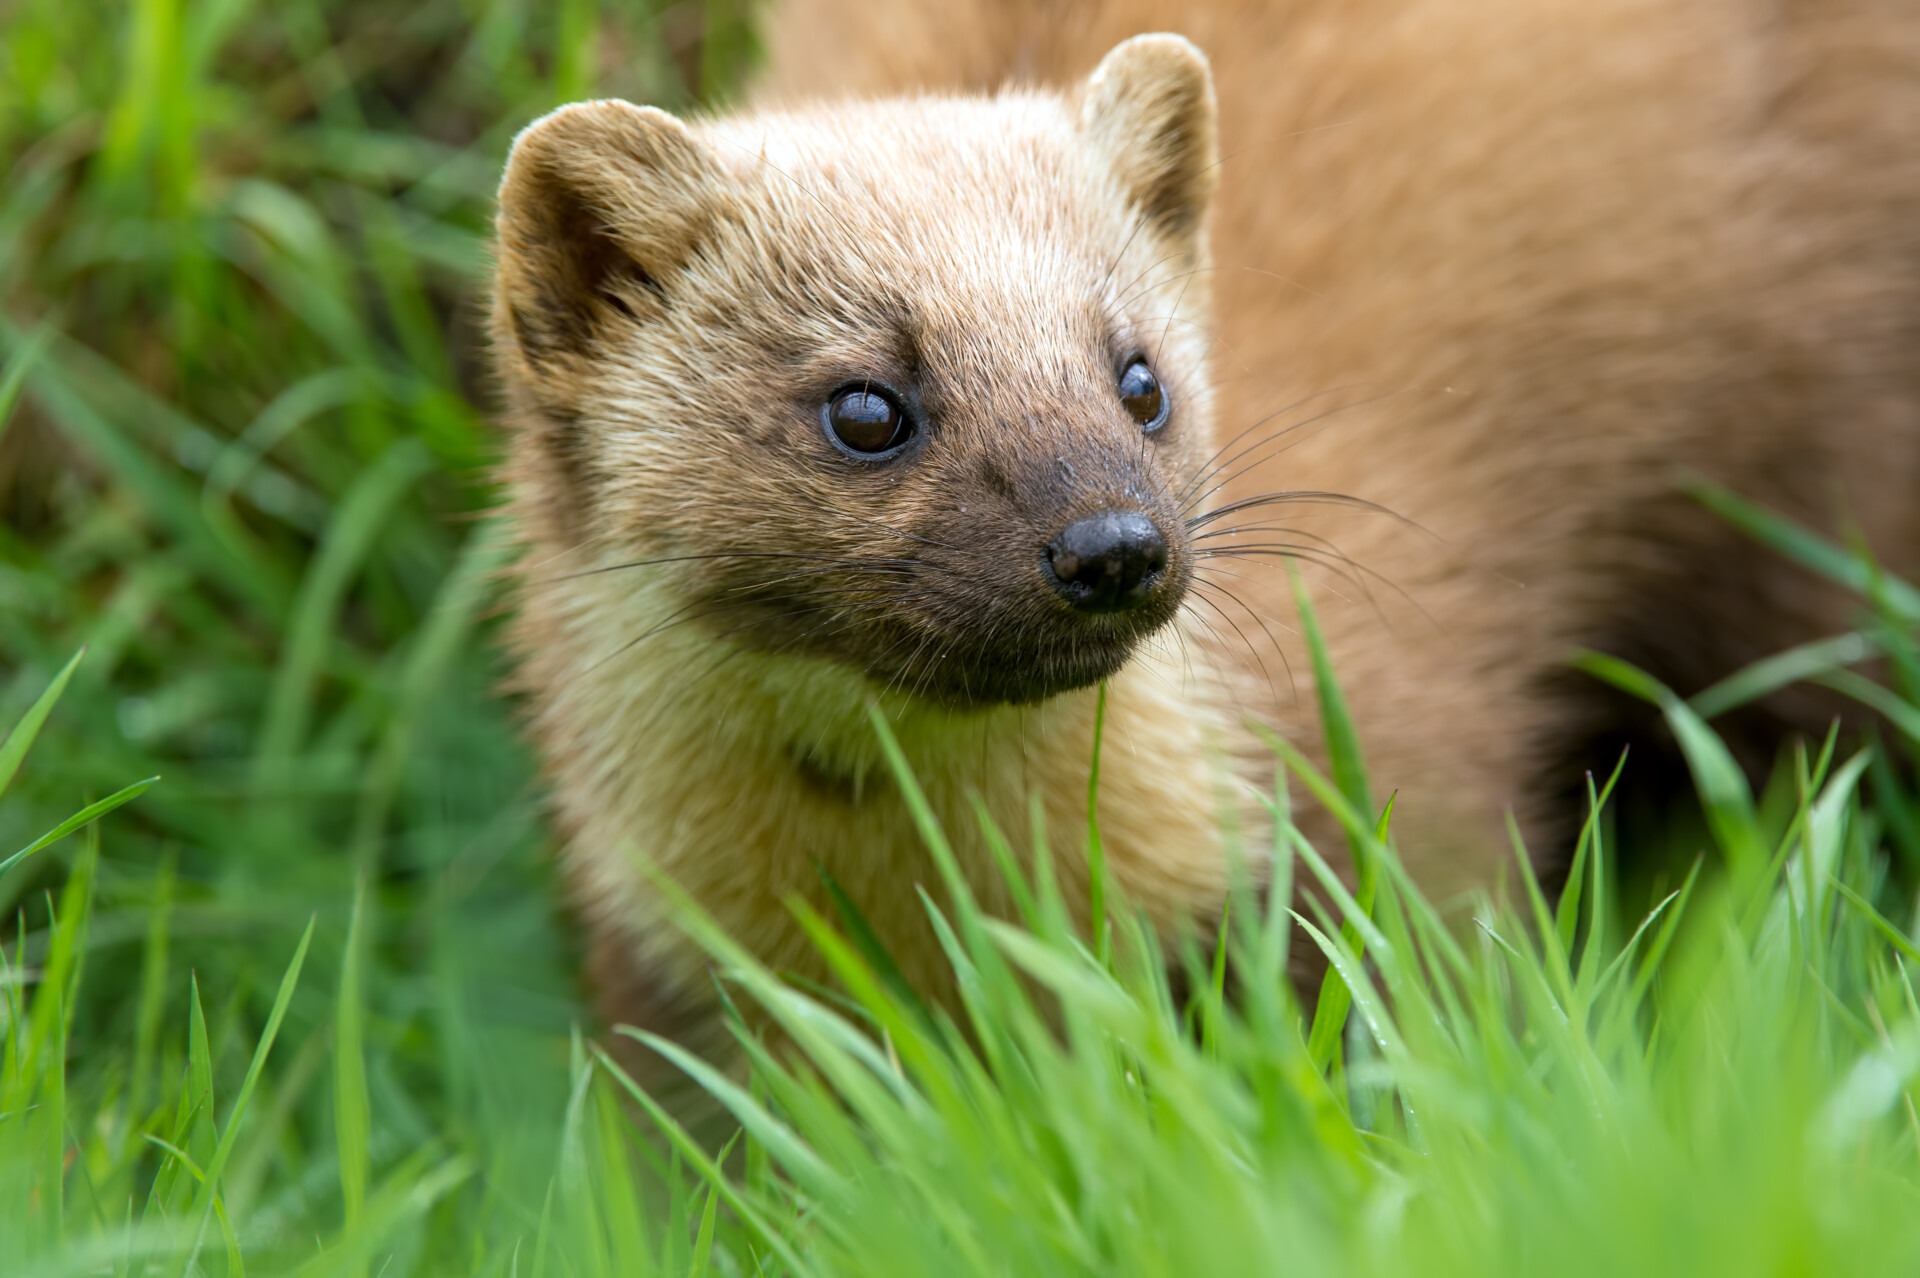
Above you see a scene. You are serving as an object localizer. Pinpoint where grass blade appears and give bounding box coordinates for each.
[177,919,315,1277]
[1,777,159,877]
[0,649,83,804]
[334,878,372,1278]
[1684,478,1920,621]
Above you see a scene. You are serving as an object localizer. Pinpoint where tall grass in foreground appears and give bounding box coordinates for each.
[6,505,1920,1274]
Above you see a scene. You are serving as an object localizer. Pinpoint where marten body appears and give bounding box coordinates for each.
[492,1,1920,1077]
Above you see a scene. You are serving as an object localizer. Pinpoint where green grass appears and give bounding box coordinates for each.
[6,3,1920,1273]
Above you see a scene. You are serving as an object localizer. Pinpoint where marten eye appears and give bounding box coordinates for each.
[1119,358,1170,433]
[824,385,913,458]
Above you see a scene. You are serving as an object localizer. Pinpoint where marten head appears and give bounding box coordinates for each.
[494,35,1220,707]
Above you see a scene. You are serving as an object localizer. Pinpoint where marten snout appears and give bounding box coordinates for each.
[1046,511,1171,613]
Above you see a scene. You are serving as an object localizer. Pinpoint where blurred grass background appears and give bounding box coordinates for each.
[1,0,758,1264]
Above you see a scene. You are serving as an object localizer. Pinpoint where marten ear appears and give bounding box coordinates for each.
[494,100,723,367]
[1079,34,1219,246]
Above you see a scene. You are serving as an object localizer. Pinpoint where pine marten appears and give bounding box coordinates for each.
[491,1,1920,1080]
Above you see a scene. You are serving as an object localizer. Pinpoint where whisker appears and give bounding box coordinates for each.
[1197,545,1442,634]
[583,585,915,680]
[1157,605,1229,698]
[636,595,927,728]
[1192,535,1418,624]
[1221,262,1326,302]
[1117,260,1209,314]
[1185,584,1284,706]
[1197,543,1377,613]
[1179,391,1407,516]
[1109,247,1188,316]
[744,563,918,591]
[1098,206,1156,301]
[1157,615,1200,692]
[1185,562,1301,640]
[1172,381,1386,510]
[517,524,631,578]
[1190,523,1375,581]
[891,626,948,704]
[1153,267,1201,373]
[1193,521,1352,546]
[532,549,922,587]
[1185,490,1424,534]
[819,511,963,553]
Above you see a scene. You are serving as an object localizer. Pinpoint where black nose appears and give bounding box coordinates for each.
[1045,512,1170,613]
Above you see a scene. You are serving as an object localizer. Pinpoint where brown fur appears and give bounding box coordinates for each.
[492,3,1920,1092]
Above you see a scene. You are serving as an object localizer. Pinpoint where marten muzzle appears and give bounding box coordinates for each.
[1044,511,1172,613]
[862,489,1192,708]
